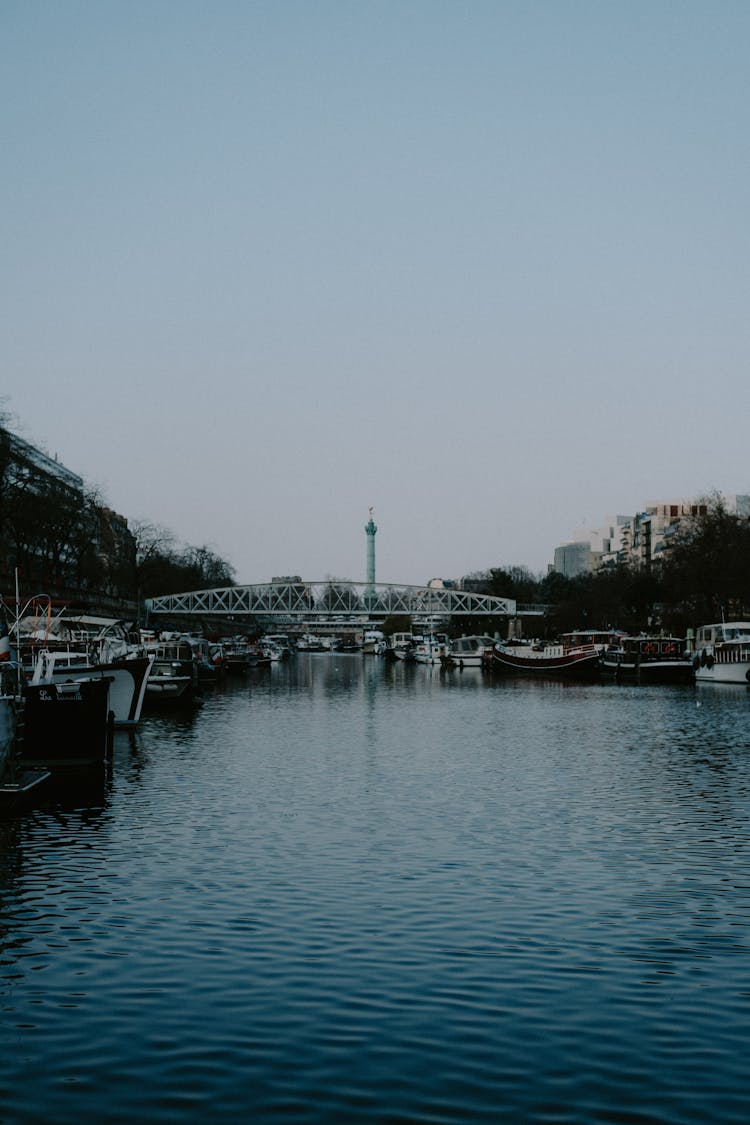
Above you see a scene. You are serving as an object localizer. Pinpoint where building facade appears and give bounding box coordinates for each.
[1,425,135,601]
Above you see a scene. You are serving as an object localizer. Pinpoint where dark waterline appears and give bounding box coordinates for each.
[2,657,750,1124]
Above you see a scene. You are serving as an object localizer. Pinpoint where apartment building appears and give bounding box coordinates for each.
[553,496,750,575]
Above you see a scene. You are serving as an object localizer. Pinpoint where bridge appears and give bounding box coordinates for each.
[145,581,527,622]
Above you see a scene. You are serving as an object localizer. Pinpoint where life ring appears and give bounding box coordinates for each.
[664,643,677,656]
[643,642,657,655]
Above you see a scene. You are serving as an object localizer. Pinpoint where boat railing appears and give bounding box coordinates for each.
[716,643,750,663]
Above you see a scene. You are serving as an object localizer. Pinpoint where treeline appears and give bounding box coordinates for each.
[465,496,750,636]
[0,423,235,609]
[132,522,235,601]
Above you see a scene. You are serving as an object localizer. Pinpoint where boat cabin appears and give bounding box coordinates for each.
[695,622,750,647]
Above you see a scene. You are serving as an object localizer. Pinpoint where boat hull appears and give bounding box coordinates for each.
[486,647,600,678]
[694,661,750,685]
[145,675,196,702]
[37,657,153,726]
[22,679,114,767]
[600,657,694,683]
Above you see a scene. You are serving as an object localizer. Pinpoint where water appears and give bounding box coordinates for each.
[2,657,750,1124]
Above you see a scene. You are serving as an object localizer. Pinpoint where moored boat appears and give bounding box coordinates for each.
[361,630,386,655]
[296,634,329,653]
[483,639,600,678]
[600,636,693,683]
[28,649,153,726]
[441,635,496,668]
[692,622,750,685]
[21,677,114,767]
[387,633,417,661]
[0,686,50,798]
[143,639,200,702]
[413,635,449,665]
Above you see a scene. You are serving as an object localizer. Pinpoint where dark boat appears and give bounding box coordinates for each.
[600,636,693,683]
[0,691,50,801]
[483,640,600,678]
[21,677,114,767]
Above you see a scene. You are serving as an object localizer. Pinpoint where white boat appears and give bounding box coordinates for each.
[442,635,495,668]
[693,622,750,685]
[413,635,448,665]
[296,634,329,653]
[29,649,154,727]
[362,630,386,655]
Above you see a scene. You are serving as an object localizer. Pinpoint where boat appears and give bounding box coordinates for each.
[296,634,329,653]
[0,684,50,799]
[262,635,294,659]
[214,636,255,673]
[599,636,693,683]
[336,639,361,653]
[412,635,449,665]
[28,649,153,726]
[0,602,114,771]
[386,632,416,660]
[143,638,200,702]
[185,635,221,680]
[441,635,496,669]
[692,622,750,685]
[259,639,285,662]
[245,643,272,668]
[21,676,114,767]
[361,630,386,655]
[483,639,601,678]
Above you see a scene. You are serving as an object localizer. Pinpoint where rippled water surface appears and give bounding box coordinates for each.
[2,656,750,1123]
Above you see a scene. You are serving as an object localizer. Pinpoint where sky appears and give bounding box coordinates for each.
[2,1,748,586]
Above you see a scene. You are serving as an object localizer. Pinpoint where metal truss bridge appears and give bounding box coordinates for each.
[145,581,519,621]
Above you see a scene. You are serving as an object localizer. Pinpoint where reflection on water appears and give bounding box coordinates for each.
[1,656,750,1124]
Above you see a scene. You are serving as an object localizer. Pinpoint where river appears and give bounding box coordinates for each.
[1,656,750,1123]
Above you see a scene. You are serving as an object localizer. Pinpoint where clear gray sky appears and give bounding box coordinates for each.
[3,1,748,585]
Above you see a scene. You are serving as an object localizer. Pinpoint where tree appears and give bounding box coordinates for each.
[661,494,750,622]
[131,520,236,607]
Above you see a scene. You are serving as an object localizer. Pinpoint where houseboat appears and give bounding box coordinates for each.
[483,639,600,678]
[600,636,693,683]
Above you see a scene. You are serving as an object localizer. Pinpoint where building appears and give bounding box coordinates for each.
[1,425,134,600]
[2,429,84,495]
[553,540,599,578]
[553,495,750,575]
[553,516,630,577]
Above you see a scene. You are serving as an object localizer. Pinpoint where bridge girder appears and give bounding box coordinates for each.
[145,581,516,619]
